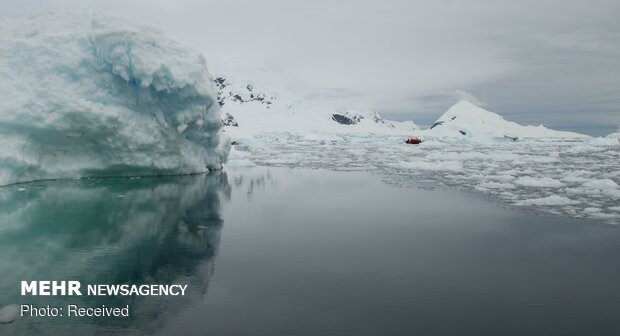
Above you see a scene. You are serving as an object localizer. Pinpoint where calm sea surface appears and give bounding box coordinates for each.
[2,167,620,335]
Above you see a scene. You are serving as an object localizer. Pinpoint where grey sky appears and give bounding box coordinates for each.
[3,0,619,135]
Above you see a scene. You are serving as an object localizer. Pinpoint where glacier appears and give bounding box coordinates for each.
[0,12,229,186]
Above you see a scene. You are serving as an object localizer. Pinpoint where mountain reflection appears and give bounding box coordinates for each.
[0,172,230,335]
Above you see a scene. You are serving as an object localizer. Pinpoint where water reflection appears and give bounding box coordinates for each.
[231,168,274,201]
[0,172,230,335]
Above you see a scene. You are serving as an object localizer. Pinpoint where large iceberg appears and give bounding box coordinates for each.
[0,12,229,186]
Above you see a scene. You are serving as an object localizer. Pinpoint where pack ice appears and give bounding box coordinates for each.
[0,12,229,186]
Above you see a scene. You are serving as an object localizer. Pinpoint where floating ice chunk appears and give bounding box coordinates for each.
[394,160,463,172]
[582,207,617,219]
[590,213,618,220]
[302,133,343,142]
[589,137,619,146]
[581,179,620,199]
[582,179,618,190]
[604,189,620,199]
[515,195,578,206]
[562,173,592,184]
[583,207,601,213]
[566,145,607,154]
[511,155,560,165]
[478,182,515,189]
[486,174,515,182]
[514,177,565,188]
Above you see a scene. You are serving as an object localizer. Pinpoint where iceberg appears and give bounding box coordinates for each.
[0,12,229,186]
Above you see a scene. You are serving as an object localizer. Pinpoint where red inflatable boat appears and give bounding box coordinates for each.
[405,138,423,144]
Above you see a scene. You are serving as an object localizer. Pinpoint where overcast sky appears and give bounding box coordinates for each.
[3,0,619,135]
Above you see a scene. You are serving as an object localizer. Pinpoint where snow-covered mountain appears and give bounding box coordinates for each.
[212,66,587,142]
[424,101,588,140]
[211,68,418,139]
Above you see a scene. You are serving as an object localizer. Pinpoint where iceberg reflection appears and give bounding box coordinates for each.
[0,172,230,335]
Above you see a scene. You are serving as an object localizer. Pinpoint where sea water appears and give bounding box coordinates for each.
[2,167,620,335]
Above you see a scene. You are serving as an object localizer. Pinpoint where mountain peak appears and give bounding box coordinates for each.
[427,101,588,139]
[443,100,501,119]
[450,100,482,110]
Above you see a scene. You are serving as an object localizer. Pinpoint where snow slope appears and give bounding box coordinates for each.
[211,66,418,140]
[0,12,229,186]
[425,101,589,140]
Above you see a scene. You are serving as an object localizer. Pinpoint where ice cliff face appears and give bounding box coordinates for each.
[0,12,229,186]
[427,101,588,139]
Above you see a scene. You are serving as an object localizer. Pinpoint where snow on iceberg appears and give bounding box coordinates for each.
[0,12,229,186]
[426,101,589,140]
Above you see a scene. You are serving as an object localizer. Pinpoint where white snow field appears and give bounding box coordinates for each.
[0,12,229,186]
